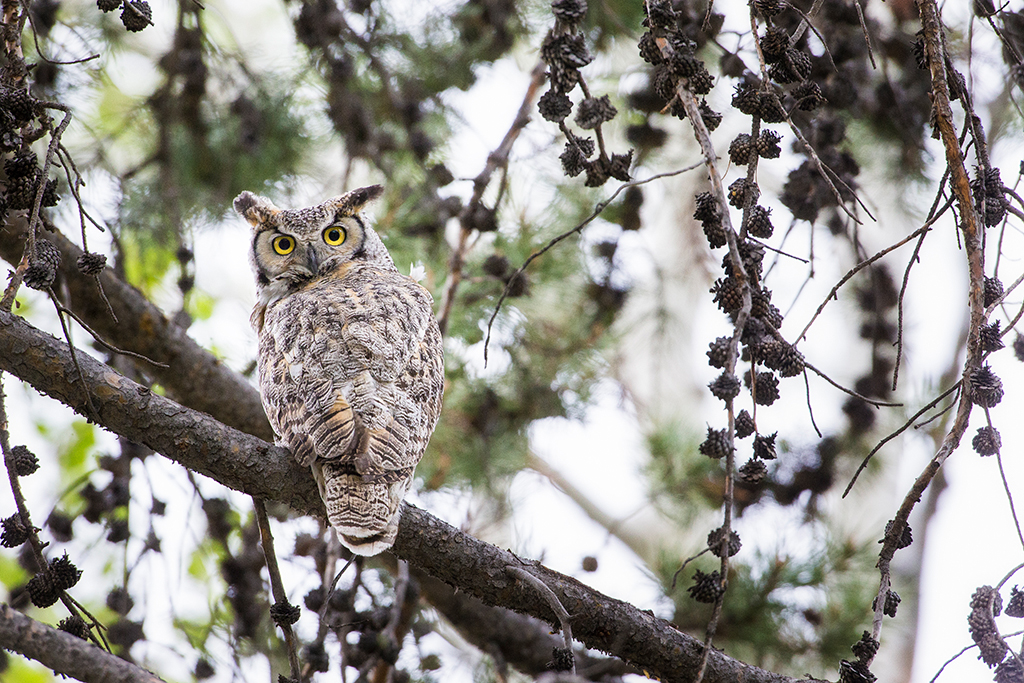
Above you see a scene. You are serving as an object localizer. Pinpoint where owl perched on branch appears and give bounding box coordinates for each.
[235,185,444,556]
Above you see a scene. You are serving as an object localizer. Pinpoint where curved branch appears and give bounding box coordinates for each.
[0,310,809,683]
[0,309,323,516]
[0,215,274,441]
[0,604,167,683]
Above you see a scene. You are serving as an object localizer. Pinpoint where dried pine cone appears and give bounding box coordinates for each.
[732,82,762,115]
[699,426,732,459]
[757,91,787,123]
[77,251,107,276]
[753,431,777,460]
[756,130,782,159]
[995,657,1023,683]
[728,134,756,165]
[747,205,774,238]
[709,372,741,402]
[712,277,744,314]
[27,572,61,608]
[707,526,741,558]
[738,457,767,484]
[551,0,587,26]
[748,370,780,406]
[793,81,827,111]
[984,276,1004,307]
[728,177,759,209]
[699,100,722,131]
[687,68,714,95]
[760,26,788,63]
[550,646,575,672]
[883,519,913,549]
[980,321,1004,353]
[638,32,663,65]
[59,615,90,639]
[24,239,61,290]
[969,365,1004,408]
[688,569,724,603]
[120,0,152,31]
[735,409,755,438]
[669,53,704,78]
[706,336,731,369]
[754,0,783,18]
[971,166,1007,227]
[703,220,728,249]
[575,95,617,129]
[644,0,677,30]
[972,426,1001,456]
[97,0,121,11]
[969,586,1006,667]
[41,177,59,207]
[11,444,39,476]
[538,89,572,122]
[851,631,879,662]
[50,554,82,590]
[4,151,38,178]
[1015,334,1024,362]
[3,87,36,122]
[838,659,877,683]
[769,49,811,84]
[1,514,28,548]
[764,341,805,376]
[693,191,720,223]
[870,589,901,618]
[1006,586,1024,618]
[270,600,301,627]
[5,172,39,210]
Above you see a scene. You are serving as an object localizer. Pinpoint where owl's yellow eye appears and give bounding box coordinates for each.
[272,235,295,255]
[323,226,347,246]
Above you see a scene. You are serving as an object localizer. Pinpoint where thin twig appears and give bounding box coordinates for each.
[786,117,872,224]
[506,565,575,675]
[253,498,301,682]
[797,222,935,344]
[48,289,98,419]
[437,61,546,336]
[482,163,702,364]
[53,301,163,367]
[995,450,1024,551]
[928,629,1024,683]
[804,362,902,407]
[843,381,961,498]
[803,369,822,438]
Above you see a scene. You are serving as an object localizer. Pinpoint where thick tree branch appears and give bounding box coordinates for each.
[0,309,807,683]
[0,216,274,441]
[0,309,323,515]
[0,604,166,683]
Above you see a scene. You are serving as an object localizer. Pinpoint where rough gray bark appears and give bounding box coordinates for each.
[0,309,808,683]
[0,604,167,683]
[0,216,274,441]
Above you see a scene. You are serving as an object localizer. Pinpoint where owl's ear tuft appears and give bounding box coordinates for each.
[234,191,280,226]
[331,185,384,216]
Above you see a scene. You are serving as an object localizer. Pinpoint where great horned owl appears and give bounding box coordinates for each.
[235,185,444,556]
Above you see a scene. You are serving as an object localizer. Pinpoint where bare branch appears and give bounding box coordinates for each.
[0,604,167,683]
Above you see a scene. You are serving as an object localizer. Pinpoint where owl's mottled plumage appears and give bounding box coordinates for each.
[236,185,443,556]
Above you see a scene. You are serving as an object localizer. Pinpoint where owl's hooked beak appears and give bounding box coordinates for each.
[305,246,320,276]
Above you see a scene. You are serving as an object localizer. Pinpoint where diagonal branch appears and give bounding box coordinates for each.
[0,603,167,683]
[0,215,274,441]
[0,309,810,683]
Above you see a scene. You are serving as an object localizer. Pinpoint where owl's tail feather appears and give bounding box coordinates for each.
[340,528,398,557]
[312,459,407,556]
